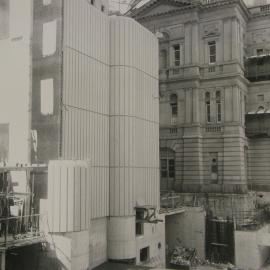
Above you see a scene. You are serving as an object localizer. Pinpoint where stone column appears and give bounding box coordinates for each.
[184,22,192,65]
[223,18,231,61]
[232,85,240,123]
[231,17,238,60]
[192,88,200,123]
[185,88,192,124]
[191,22,199,64]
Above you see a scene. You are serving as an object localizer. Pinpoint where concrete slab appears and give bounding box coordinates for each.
[94,262,153,270]
[94,262,173,270]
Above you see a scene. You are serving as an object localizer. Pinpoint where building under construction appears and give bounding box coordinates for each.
[0,0,167,269]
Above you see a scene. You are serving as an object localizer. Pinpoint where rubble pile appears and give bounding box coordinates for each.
[169,242,242,270]
[170,246,195,266]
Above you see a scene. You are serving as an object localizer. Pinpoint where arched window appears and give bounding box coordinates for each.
[205,92,211,123]
[216,91,221,123]
[160,49,167,69]
[170,94,178,116]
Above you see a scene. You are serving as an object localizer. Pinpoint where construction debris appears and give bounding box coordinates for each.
[169,242,242,270]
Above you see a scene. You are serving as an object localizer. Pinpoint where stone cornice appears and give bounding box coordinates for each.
[132,0,252,22]
[134,5,199,22]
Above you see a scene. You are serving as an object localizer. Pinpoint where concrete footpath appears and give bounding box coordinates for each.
[94,262,227,270]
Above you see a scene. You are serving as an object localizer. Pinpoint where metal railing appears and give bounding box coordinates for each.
[245,127,270,137]
[0,165,47,248]
[0,213,44,247]
[234,209,267,231]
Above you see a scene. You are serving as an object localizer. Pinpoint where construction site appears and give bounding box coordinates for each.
[1,0,270,269]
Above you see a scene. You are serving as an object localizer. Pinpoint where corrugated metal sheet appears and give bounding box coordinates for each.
[62,0,110,164]
[60,0,110,219]
[48,160,109,233]
[109,17,159,216]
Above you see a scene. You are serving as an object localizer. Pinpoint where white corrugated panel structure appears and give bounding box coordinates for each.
[109,16,160,217]
[62,0,109,163]
[48,160,109,232]
[60,0,110,223]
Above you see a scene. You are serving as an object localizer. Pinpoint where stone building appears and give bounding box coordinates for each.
[131,0,270,213]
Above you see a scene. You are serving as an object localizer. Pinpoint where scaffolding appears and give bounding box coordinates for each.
[0,165,47,269]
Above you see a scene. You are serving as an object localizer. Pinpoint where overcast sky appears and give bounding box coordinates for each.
[108,0,150,13]
[109,0,132,13]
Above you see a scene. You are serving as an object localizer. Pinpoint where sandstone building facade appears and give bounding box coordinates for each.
[132,0,270,197]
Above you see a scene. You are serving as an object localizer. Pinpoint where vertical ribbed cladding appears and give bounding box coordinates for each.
[61,0,110,217]
[48,160,109,232]
[109,16,159,217]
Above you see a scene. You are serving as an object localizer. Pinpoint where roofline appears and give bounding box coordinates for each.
[130,0,252,22]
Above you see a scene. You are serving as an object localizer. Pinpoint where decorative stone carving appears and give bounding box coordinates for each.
[166,24,185,38]
[203,22,220,37]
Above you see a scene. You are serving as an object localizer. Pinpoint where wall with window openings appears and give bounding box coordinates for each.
[139,1,266,193]
[0,0,32,164]
[156,6,245,71]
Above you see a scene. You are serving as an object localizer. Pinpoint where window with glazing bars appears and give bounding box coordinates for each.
[170,94,178,116]
[216,91,221,123]
[205,92,211,123]
[208,41,216,64]
[160,158,175,178]
[173,44,180,66]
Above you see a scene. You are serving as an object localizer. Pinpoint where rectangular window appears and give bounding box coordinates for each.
[208,41,216,64]
[40,79,54,115]
[140,247,149,262]
[136,210,144,236]
[168,159,175,178]
[161,159,167,177]
[207,104,211,123]
[257,48,264,56]
[173,44,180,66]
[257,94,264,102]
[216,91,221,123]
[206,92,211,123]
[136,222,144,236]
[42,20,57,57]
[217,103,221,123]
[171,103,178,116]
[161,158,175,178]
[0,0,9,39]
